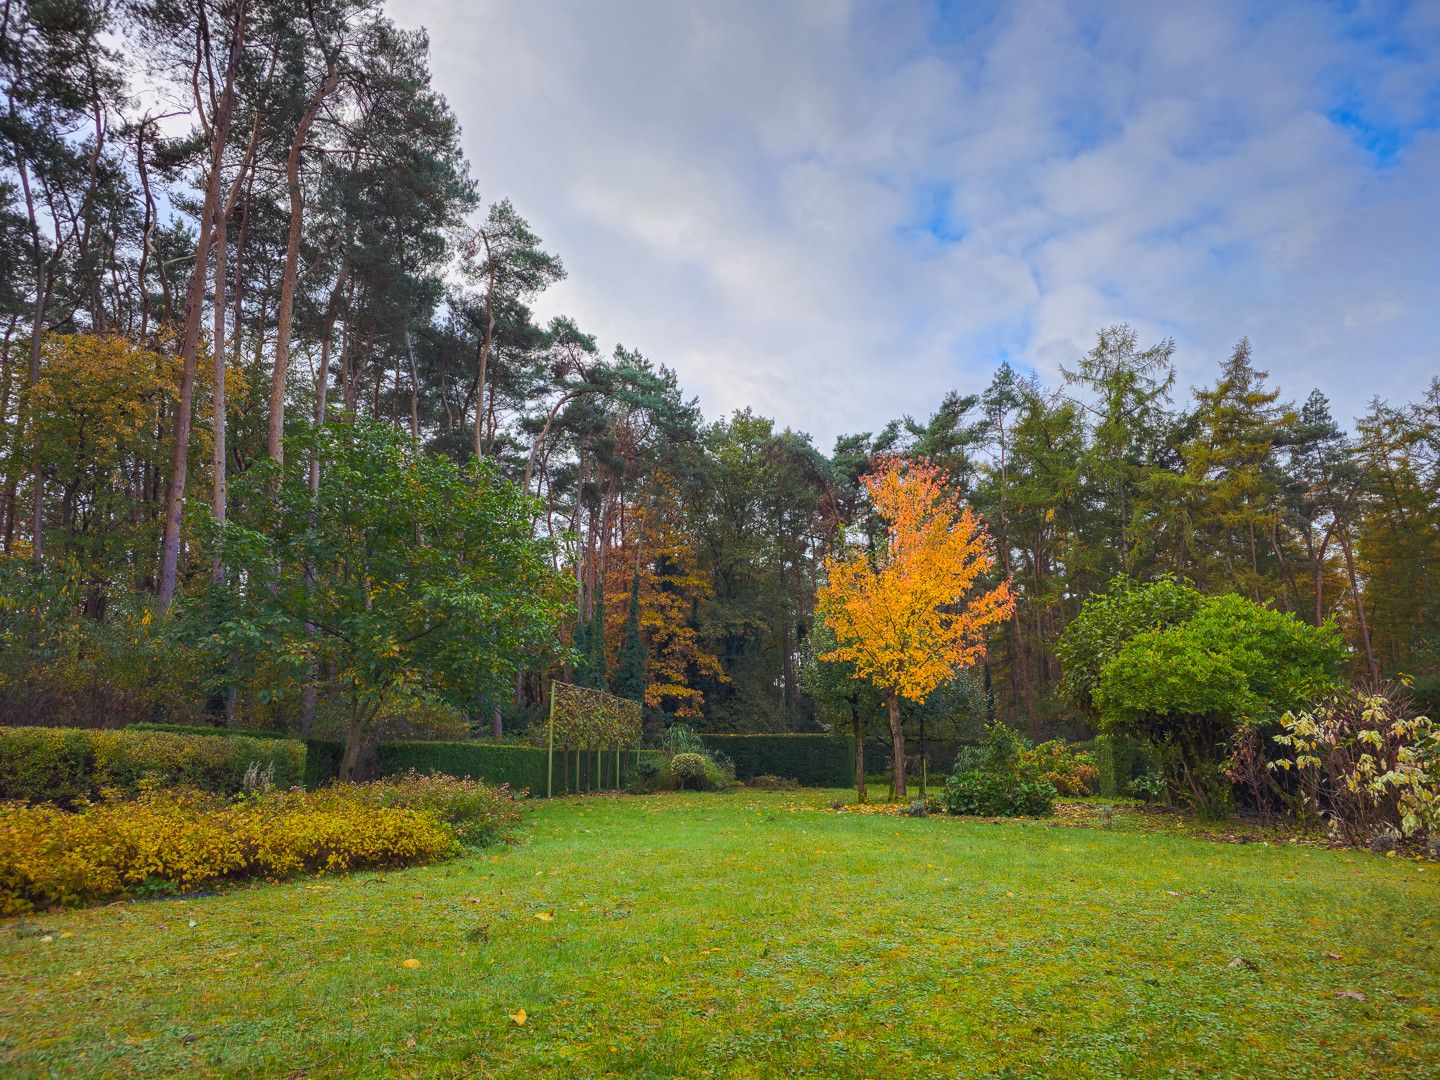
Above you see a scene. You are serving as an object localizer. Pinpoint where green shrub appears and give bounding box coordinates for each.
[942,772,1057,816]
[1094,733,1154,797]
[699,734,854,787]
[627,756,662,793]
[127,723,342,788]
[669,752,710,790]
[941,722,1058,816]
[0,726,305,803]
[1127,773,1166,803]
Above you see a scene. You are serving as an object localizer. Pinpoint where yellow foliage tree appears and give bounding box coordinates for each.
[604,477,726,716]
[817,457,1014,798]
[26,335,184,607]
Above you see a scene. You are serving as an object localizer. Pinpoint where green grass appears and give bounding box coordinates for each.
[2,789,1438,1078]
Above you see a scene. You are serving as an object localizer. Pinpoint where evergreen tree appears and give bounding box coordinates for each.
[613,570,646,702]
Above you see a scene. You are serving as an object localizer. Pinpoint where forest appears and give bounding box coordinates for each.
[2,0,1438,756]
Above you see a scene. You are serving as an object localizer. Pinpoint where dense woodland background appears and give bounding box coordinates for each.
[1,0,1437,747]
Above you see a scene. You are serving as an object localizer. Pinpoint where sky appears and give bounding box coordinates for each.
[390,0,1440,448]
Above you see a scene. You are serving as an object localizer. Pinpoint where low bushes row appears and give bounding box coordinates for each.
[378,740,664,795]
[0,773,521,915]
[128,723,342,788]
[701,734,853,787]
[0,726,306,804]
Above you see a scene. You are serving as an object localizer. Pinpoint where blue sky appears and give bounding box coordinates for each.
[392,0,1440,447]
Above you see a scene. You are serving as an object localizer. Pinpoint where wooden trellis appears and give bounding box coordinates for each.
[547,681,644,797]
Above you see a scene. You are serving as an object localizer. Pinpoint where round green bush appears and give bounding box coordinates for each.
[669,753,709,791]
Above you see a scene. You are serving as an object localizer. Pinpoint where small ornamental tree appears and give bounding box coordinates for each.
[816,458,1014,798]
[199,420,572,779]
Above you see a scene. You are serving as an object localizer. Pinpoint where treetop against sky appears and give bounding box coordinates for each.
[395,0,1440,446]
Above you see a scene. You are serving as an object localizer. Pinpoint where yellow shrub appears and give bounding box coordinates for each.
[0,787,456,915]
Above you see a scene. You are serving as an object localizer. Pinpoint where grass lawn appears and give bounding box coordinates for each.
[2,789,1438,1078]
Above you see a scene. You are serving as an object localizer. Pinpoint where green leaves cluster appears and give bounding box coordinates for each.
[1055,575,1205,714]
[1094,595,1346,735]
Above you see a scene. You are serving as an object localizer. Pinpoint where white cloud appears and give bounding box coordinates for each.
[390,0,1440,444]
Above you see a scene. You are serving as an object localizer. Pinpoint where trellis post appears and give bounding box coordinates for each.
[547,680,555,798]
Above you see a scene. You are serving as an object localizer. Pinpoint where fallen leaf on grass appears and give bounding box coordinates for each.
[508,1009,527,1026]
[401,958,422,969]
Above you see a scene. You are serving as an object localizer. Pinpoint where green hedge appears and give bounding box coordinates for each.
[0,726,306,804]
[377,741,663,796]
[701,734,855,787]
[127,723,342,788]
[863,735,976,780]
[1094,733,1155,797]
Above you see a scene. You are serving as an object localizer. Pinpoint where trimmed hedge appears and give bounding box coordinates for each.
[377,740,663,796]
[863,736,976,780]
[701,734,854,787]
[127,723,342,788]
[0,786,456,915]
[0,726,306,804]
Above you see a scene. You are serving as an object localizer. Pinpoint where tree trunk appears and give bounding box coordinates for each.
[267,64,341,464]
[1338,529,1378,680]
[157,6,245,611]
[209,103,261,584]
[887,689,906,799]
[404,328,420,439]
[471,302,494,461]
[851,699,866,804]
[210,198,229,583]
[339,692,367,782]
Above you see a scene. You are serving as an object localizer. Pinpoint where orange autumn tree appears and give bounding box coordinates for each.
[604,477,726,716]
[817,457,1015,799]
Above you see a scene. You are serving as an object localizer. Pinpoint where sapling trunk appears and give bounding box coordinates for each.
[888,689,906,799]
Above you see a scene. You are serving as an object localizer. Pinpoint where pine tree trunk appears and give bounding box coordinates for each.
[157,9,244,611]
[268,65,341,464]
[1338,529,1378,680]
